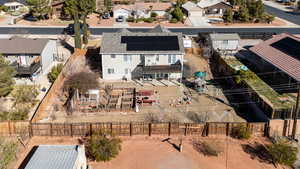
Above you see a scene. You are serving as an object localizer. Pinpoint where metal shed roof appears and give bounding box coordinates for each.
[209,33,240,41]
[24,145,79,169]
[250,33,300,82]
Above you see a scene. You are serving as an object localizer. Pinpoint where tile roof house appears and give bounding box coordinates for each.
[100,25,185,80]
[0,37,56,76]
[23,145,87,169]
[250,33,300,82]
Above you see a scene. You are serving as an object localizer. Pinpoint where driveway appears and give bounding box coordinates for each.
[264,4,300,25]
[188,16,211,27]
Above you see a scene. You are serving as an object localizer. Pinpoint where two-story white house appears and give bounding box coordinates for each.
[100,26,185,81]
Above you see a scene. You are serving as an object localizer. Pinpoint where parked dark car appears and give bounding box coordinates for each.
[116,16,124,22]
[63,23,90,35]
[102,12,110,19]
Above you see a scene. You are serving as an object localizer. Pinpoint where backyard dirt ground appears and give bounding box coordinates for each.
[13,136,289,169]
[49,49,245,123]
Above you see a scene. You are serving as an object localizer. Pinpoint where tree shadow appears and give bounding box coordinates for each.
[162,138,181,152]
[241,142,273,164]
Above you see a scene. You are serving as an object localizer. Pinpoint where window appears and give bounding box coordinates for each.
[108,68,114,74]
[156,55,159,62]
[222,40,229,45]
[168,55,177,64]
[123,55,131,62]
[111,54,116,58]
[125,68,130,74]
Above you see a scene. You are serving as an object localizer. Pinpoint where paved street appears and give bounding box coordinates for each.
[264,4,300,25]
[0,26,300,35]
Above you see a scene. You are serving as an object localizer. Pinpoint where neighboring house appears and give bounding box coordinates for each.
[100,25,185,80]
[0,37,56,76]
[209,33,240,55]
[3,1,25,11]
[22,145,87,169]
[51,0,65,19]
[249,33,300,83]
[197,0,232,16]
[135,2,172,17]
[113,2,171,19]
[182,1,203,17]
[113,5,132,19]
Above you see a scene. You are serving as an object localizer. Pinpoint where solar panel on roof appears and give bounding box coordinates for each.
[270,37,300,59]
[121,36,179,51]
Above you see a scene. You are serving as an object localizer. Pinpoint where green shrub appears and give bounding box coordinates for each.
[231,124,251,139]
[9,107,29,120]
[171,7,184,22]
[126,16,134,22]
[11,85,39,105]
[47,63,63,83]
[0,5,9,12]
[143,17,154,23]
[86,134,122,162]
[170,18,178,23]
[150,12,158,18]
[267,140,298,166]
[135,17,144,23]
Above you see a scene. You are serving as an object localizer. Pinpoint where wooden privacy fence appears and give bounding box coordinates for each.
[0,121,30,136]
[25,122,267,137]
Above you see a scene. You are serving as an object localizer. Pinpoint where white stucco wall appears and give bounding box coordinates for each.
[152,10,166,17]
[101,54,184,80]
[212,39,239,51]
[40,40,56,74]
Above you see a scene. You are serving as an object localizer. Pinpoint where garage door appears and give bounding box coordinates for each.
[190,11,203,17]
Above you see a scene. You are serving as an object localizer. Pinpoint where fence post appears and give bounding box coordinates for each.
[28,122,33,137]
[206,123,209,136]
[8,121,11,136]
[110,123,113,136]
[283,120,288,137]
[168,122,171,136]
[226,123,230,136]
[50,123,53,136]
[90,123,93,136]
[70,124,73,137]
[149,123,152,136]
[184,123,187,136]
[130,123,132,136]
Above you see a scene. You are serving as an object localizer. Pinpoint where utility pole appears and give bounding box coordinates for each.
[292,84,300,139]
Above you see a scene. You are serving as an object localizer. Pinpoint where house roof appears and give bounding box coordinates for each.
[100,27,184,54]
[197,0,231,8]
[0,37,49,54]
[249,33,300,82]
[135,2,172,11]
[209,33,240,41]
[182,1,202,11]
[0,0,26,5]
[4,1,24,6]
[113,5,134,11]
[24,145,80,169]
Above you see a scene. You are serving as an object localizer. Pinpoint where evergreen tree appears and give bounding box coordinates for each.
[26,0,50,20]
[104,0,112,11]
[223,8,233,23]
[64,0,82,49]
[171,7,184,22]
[255,0,264,18]
[0,57,15,97]
[79,0,95,44]
[237,6,250,22]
